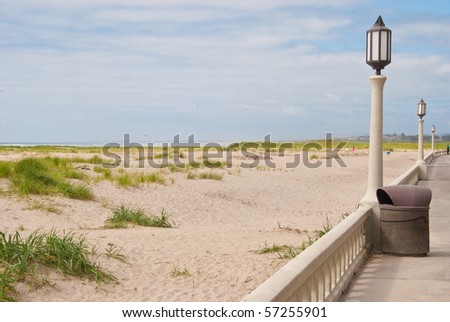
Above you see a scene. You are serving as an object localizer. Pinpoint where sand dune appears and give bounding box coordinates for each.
[0,150,418,301]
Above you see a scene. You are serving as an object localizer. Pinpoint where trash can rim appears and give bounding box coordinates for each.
[377,185,432,207]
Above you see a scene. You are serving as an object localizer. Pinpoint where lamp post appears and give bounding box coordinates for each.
[431,124,436,153]
[417,99,427,165]
[361,16,392,205]
[361,16,392,251]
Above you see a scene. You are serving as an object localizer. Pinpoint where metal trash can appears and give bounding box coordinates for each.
[377,185,432,256]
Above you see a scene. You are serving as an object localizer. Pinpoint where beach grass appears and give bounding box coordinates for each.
[187,171,223,180]
[93,165,112,179]
[258,243,300,259]
[104,205,174,229]
[104,245,129,263]
[315,216,333,238]
[0,230,120,301]
[2,156,169,191]
[71,155,104,165]
[198,171,223,180]
[26,200,60,214]
[58,182,94,200]
[0,161,14,178]
[0,157,94,200]
[169,265,191,278]
[115,173,135,187]
[260,216,335,260]
[114,171,166,188]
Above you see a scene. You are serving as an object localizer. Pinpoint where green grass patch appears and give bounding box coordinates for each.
[71,155,104,164]
[198,171,223,180]
[93,166,112,179]
[151,152,170,160]
[64,168,88,180]
[58,182,94,200]
[166,163,186,173]
[0,230,121,301]
[116,173,134,188]
[202,160,229,168]
[114,172,166,188]
[185,161,201,169]
[12,158,60,195]
[142,172,166,185]
[0,162,14,178]
[258,243,299,259]
[104,205,174,229]
[1,157,94,200]
[186,171,223,180]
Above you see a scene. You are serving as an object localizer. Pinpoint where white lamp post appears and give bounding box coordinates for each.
[417,99,427,165]
[431,124,436,153]
[361,16,392,205]
[361,16,392,250]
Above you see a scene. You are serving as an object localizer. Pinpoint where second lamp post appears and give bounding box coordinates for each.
[417,99,427,165]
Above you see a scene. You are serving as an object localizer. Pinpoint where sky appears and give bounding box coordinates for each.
[1,0,449,144]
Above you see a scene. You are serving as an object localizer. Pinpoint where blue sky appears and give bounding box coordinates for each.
[1,0,449,144]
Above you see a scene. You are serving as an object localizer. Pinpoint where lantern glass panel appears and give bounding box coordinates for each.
[380,31,388,60]
[372,31,379,61]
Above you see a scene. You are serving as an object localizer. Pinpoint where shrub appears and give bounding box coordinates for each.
[104,206,174,229]
[58,182,94,200]
[0,162,13,178]
[0,230,120,301]
[9,158,94,199]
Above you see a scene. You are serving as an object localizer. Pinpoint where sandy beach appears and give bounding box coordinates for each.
[0,148,418,301]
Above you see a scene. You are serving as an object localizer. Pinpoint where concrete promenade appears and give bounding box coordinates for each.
[341,154,450,301]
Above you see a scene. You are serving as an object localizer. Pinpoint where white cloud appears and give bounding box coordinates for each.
[90,7,235,24]
[395,20,450,51]
[325,93,341,103]
[0,0,449,142]
[0,0,368,11]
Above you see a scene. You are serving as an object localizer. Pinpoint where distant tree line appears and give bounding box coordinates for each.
[384,133,450,142]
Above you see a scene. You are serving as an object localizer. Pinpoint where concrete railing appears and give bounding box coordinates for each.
[388,164,420,186]
[243,205,371,302]
[389,151,444,186]
[243,151,445,302]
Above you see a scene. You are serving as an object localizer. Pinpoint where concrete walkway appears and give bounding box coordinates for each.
[341,155,450,301]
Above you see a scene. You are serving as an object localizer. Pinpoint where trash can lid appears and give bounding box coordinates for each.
[376,185,432,207]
